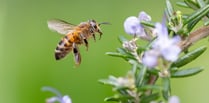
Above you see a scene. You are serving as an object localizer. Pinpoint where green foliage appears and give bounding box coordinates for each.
[171,46,207,68]
[140,93,160,103]
[171,67,203,78]
[162,77,171,100]
[185,5,209,31]
[100,0,209,103]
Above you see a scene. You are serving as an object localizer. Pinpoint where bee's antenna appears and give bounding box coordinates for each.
[99,22,111,26]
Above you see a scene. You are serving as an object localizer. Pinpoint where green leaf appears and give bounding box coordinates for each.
[171,46,207,68]
[117,48,136,60]
[136,66,147,87]
[104,96,120,102]
[129,59,138,74]
[141,93,160,103]
[106,52,135,61]
[98,76,117,86]
[197,0,206,8]
[104,95,133,102]
[117,48,127,54]
[162,77,171,100]
[147,68,159,75]
[176,2,189,8]
[184,4,209,26]
[186,2,209,31]
[106,52,127,57]
[140,20,155,28]
[166,0,174,17]
[117,48,133,56]
[187,16,202,31]
[170,67,178,72]
[118,36,128,44]
[184,0,199,10]
[136,46,146,54]
[171,67,203,78]
[204,19,209,26]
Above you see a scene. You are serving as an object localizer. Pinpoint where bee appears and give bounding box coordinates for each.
[47,19,109,65]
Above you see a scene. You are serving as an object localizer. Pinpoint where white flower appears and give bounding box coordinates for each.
[142,20,181,68]
[138,11,152,21]
[124,11,151,39]
[42,87,72,103]
[168,96,180,103]
[46,95,72,103]
[62,95,72,103]
[142,50,159,68]
[152,22,181,62]
[124,16,142,36]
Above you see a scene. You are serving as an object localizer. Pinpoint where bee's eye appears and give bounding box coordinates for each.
[94,25,97,29]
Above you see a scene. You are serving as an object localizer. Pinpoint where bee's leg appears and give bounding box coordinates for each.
[73,43,81,65]
[98,31,103,40]
[80,34,88,51]
[92,33,96,42]
[83,39,88,51]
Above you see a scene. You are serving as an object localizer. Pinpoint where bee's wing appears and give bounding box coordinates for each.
[47,19,76,35]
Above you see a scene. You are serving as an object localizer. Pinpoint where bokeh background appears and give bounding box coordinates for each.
[1,0,209,103]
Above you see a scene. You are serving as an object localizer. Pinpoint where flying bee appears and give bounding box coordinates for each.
[47,19,109,65]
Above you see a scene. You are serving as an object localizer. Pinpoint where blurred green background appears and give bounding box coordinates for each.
[1,0,209,103]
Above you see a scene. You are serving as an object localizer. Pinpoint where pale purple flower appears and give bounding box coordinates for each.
[46,95,72,103]
[142,20,181,67]
[124,16,142,36]
[138,11,151,21]
[152,22,181,62]
[42,87,72,103]
[142,50,159,68]
[124,11,151,38]
[168,96,180,103]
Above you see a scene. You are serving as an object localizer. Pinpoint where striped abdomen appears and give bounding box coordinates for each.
[55,35,73,60]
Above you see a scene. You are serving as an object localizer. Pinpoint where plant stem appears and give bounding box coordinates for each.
[145,75,158,95]
[179,25,209,50]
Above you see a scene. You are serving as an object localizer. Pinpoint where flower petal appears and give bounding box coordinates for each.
[142,50,159,68]
[161,45,181,61]
[168,96,180,103]
[153,22,168,38]
[46,97,59,103]
[62,95,72,103]
[138,11,151,21]
[124,16,142,36]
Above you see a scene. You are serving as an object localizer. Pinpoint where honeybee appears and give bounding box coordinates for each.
[47,19,109,65]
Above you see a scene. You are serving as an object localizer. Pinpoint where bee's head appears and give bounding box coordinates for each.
[89,19,102,35]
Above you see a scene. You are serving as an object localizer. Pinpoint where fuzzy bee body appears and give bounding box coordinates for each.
[48,19,105,65]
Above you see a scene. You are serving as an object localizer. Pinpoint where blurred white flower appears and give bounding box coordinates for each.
[115,72,135,89]
[46,95,72,103]
[168,96,180,103]
[142,49,159,68]
[42,86,72,103]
